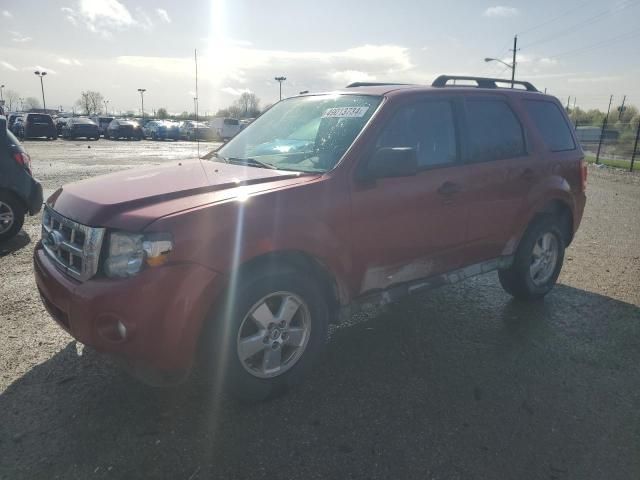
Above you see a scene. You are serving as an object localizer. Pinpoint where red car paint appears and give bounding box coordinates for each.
[34,83,586,380]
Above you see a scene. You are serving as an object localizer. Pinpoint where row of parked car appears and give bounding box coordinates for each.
[6,113,247,142]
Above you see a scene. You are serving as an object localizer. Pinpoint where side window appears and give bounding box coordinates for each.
[377,100,457,168]
[524,100,576,151]
[465,99,526,162]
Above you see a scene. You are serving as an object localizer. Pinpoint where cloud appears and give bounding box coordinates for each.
[62,0,150,36]
[9,31,32,43]
[57,57,83,66]
[1,10,12,18]
[329,70,377,85]
[567,75,621,84]
[221,87,252,96]
[156,8,171,23]
[483,6,519,17]
[0,61,18,71]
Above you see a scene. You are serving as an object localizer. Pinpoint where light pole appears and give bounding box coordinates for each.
[137,88,146,120]
[104,100,110,115]
[34,71,47,111]
[274,76,287,101]
[484,57,514,81]
[19,98,24,111]
[0,84,4,102]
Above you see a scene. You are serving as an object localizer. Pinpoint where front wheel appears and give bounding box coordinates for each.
[0,192,26,243]
[200,271,328,402]
[498,215,565,301]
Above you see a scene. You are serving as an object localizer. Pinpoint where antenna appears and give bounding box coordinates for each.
[194,48,200,158]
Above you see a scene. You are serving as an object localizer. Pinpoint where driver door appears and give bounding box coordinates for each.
[349,97,471,295]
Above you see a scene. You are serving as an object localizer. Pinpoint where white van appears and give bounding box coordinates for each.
[208,117,241,140]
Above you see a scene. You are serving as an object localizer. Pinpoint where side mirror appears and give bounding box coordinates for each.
[361,147,418,181]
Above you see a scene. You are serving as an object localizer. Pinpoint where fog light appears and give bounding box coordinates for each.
[96,313,129,343]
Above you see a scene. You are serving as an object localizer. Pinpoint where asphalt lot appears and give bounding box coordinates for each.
[1,139,639,479]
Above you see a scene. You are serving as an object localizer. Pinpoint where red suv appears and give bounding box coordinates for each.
[34,76,586,400]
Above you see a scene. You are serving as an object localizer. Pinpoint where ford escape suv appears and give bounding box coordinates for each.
[34,76,587,401]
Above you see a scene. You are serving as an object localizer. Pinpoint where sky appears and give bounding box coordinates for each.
[1,0,639,115]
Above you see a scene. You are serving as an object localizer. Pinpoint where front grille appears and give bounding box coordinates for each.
[41,206,105,282]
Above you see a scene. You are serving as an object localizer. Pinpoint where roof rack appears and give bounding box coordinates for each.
[431,75,539,92]
[345,82,413,88]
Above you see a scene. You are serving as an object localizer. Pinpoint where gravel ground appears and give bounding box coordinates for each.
[1,140,639,479]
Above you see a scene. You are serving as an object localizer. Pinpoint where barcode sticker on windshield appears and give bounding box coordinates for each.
[322,106,369,118]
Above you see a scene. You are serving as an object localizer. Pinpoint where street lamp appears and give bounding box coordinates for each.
[484,57,515,86]
[274,76,287,101]
[0,84,4,102]
[137,88,146,120]
[34,71,47,111]
[104,100,110,115]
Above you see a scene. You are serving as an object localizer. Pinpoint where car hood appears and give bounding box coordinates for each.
[47,159,316,231]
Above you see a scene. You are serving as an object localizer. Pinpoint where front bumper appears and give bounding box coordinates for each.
[34,242,222,377]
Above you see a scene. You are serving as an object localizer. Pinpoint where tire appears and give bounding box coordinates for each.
[200,270,329,402]
[498,215,565,301]
[0,191,26,243]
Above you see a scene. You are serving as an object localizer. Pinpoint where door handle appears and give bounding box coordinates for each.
[437,181,461,196]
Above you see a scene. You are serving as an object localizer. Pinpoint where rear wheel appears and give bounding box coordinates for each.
[498,215,565,301]
[0,192,25,243]
[200,271,328,402]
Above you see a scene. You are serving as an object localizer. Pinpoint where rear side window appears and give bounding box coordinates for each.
[28,114,53,125]
[224,118,239,125]
[465,99,526,162]
[377,100,458,168]
[524,100,576,151]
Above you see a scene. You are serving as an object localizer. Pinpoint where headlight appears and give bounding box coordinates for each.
[104,231,173,278]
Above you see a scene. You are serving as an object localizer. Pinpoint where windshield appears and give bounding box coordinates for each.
[216,94,381,173]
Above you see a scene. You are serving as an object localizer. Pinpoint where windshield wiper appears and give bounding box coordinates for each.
[227,157,278,170]
[201,150,228,162]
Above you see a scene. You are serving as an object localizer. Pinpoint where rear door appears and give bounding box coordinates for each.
[459,95,536,261]
[349,96,473,294]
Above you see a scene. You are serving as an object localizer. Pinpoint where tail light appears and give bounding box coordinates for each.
[580,158,587,191]
[13,152,32,175]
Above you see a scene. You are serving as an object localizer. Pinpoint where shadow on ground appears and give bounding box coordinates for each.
[0,231,31,257]
[1,277,639,480]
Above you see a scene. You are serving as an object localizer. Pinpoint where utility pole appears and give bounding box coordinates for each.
[274,76,287,101]
[104,100,109,115]
[595,95,613,165]
[618,95,626,120]
[510,35,518,88]
[630,120,640,172]
[566,96,571,111]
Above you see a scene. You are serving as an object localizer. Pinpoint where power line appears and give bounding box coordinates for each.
[546,27,640,59]
[517,0,595,36]
[520,0,640,49]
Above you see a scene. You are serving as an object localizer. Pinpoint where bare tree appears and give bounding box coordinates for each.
[23,97,41,110]
[235,92,260,117]
[76,91,104,116]
[4,89,19,111]
[157,107,168,119]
